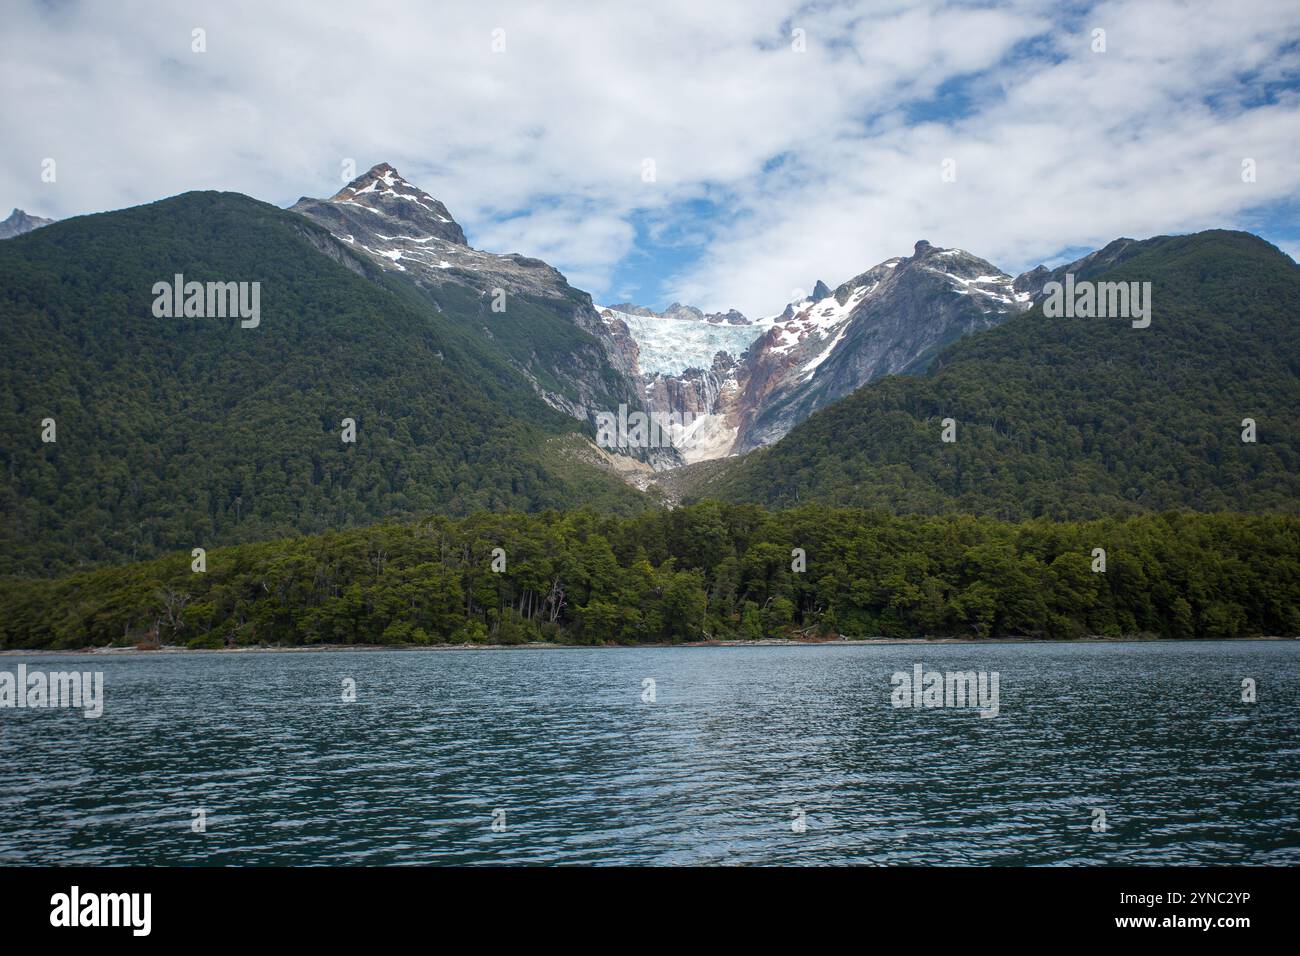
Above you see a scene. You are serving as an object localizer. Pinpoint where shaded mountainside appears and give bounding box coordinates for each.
[0,191,645,575]
[2,504,1296,648]
[699,231,1300,518]
[291,163,649,431]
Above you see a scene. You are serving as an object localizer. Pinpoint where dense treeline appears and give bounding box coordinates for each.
[2,503,1295,649]
[0,192,645,575]
[703,231,1300,517]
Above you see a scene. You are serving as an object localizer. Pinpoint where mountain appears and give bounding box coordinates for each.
[0,191,646,575]
[290,164,647,430]
[1012,236,1153,307]
[698,230,1300,518]
[607,302,753,326]
[0,208,54,239]
[733,240,1030,451]
[606,240,1030,467]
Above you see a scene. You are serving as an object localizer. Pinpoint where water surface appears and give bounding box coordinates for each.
[1,641,1296,865]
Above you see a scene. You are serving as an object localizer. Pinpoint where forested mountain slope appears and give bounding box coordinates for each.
[290,163,649,430]
[700,231,1300,518]
[0,192,645,575]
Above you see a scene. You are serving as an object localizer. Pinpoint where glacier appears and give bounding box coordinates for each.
[598,307,771,376]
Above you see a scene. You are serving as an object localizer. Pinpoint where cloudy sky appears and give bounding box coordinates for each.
[3,0,1298,315]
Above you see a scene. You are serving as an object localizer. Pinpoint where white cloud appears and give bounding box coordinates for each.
[1,0,1297,315]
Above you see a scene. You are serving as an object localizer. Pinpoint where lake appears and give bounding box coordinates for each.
[1,641,1297,865]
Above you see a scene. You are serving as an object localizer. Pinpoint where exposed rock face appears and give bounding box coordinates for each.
[598,311,641,383]
[732,240,1032,451]
[595,304,763,465]
[643,363,723,420]
[0,208,53,240]
[637,351,745,463]
[1013,264,1051,300]
[289,163,658,460]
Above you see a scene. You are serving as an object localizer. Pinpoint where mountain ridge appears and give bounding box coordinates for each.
[610,239,1036,465]
[695,229,1300,517]
[0,189,648,574]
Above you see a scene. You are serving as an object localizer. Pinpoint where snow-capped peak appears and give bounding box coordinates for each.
[321,162,467,242]
[907,241,1028,307]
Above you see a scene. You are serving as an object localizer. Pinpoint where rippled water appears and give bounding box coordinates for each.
[1,641,1297,865]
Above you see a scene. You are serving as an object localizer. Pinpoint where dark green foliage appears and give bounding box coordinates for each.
[0,192,645,575]
[3,504,1295,648]
[704,231,1300,517]
[414,278,633,414]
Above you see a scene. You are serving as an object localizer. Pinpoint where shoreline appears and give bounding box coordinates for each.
[1,635,1295,657]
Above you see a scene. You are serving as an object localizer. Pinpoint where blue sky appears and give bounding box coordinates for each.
[4,0,1299,315]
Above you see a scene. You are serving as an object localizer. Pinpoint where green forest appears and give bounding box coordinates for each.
[0,192,646,576]
[2,199,1297,649]
[703,231,1300,517]
[2,504,1296,649]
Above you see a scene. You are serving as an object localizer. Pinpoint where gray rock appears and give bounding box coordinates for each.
[0,208,54,240]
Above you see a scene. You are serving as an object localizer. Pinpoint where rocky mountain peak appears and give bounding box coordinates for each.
[662,302,705,322]
[730,240,1034,454]
[1013,264,1050,296]
[1008,238,1147,308]
[897,241,1018,290]
[291,163,575,297]
[0,208,54,240]
[315,162,468,246]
